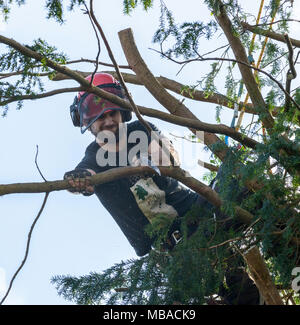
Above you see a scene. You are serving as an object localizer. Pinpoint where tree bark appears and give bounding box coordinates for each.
[241,22,300,48]
[0,165,254,226]
[118,28,228,162]
[243,246,284,305]
[52,69,260,115]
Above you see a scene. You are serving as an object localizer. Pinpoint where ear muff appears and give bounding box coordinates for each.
[70,94,132,130]
[70,96,80,127]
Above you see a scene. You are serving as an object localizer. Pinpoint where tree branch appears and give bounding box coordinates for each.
[118,28,228,162]
[0,87,84,106]
[241,22,300,48]
[284,33,297,112]
[0,35,92,88]
[0,78,259,150]
[53,70,260,115]
[1,166,299,248]
[198,160,219,172]
[0,33,296,165]
[0,59,130,80]
[149,47,300,112]
[35,145,47,182]
[66,58,131,69]
[137,106,260,149]
[0,165,254,226]
[243,246,284,305]
[83,2,101,85]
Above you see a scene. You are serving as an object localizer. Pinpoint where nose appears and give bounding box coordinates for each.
[102,113,114,125]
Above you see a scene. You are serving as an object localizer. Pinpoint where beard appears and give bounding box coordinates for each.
[90,123,126,144]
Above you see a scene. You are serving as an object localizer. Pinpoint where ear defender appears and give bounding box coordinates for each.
[70,96,80,127]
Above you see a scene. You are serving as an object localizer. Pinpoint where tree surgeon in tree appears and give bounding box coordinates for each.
[64,72,260,305]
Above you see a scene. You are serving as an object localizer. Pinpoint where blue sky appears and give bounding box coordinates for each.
[0,0,299,305]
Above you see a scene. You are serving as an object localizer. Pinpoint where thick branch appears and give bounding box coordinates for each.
[118,28,228,162]
[0,77,259,150]
[53,70,259,114]
[284,34,297,79]
[243,246,284,305]
[0,165,253,226]
[198,160,219,172]
[0,33,296,165]
[2,165,300,247]
[241,22,300,48]
[54,69,284,117]
[137,106,259,149]
[2,166,299,247]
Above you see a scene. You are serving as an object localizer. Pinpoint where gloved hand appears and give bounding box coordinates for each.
[64,169,95,196]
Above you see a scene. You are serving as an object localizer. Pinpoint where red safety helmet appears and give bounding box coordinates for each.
[70,72,132,133]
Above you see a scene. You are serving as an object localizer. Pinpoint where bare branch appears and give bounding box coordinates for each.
[0,71,50,80]
[88,1,150,135]
[284,34,297,78]
[35,145,47,182]
[0,59,130,80]
[0,166,299,248]
[53,70,260,115]
[249,19,300,28]
[82,2,101,85]
[0,87,84,106]
[139,106,260,149]
[0,34,96,88]
[0,165,254,227]
[149,47,300,112]
[65,59,131,69]
[241,22,300,48]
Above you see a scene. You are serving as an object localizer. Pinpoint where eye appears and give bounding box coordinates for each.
[110,110,117,116]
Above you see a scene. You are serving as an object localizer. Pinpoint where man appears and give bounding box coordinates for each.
[64,72,260,304]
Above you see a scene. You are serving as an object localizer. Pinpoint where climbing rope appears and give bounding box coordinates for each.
[225,0,265,147]
[225,82,243,145]
[235,1,279,134]
[235,0,265,132]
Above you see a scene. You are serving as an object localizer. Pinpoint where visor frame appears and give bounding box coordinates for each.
[77,84,127,134]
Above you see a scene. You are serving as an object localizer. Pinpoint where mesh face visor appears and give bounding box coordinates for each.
[78,84,126,134]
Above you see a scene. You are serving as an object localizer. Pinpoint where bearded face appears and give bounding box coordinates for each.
[89,110,124,144]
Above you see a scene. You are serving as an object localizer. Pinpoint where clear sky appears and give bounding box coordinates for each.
[0,0,299,305]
